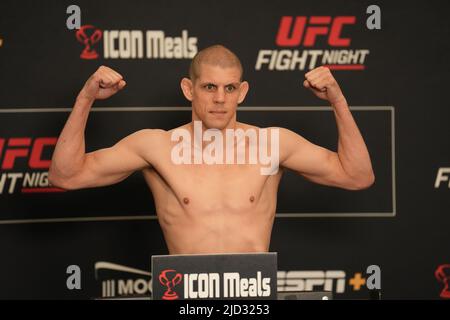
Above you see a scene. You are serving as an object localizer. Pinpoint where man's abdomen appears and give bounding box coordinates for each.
[160,207,275,255]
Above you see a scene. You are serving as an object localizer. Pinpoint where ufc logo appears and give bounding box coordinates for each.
[276,16,356,47]
[0,137,57,170]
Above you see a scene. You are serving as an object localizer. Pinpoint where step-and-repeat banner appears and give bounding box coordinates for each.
[0,0,449,299]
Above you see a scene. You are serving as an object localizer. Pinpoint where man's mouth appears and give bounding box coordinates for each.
[209,110,227,114]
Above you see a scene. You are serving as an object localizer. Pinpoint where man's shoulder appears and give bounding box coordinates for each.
[122,129,169,149]
[167,123,191,134]
[236,122,276,131]
[129,128,168,139]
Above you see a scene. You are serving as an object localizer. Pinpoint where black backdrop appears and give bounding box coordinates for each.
[0,0,449,299]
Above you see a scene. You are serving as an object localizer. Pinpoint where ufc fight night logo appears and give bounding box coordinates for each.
[255,16,370,71]
[0,137,59,194]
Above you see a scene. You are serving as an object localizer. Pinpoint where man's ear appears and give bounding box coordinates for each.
[180,77,193,102]
[238,81,249,104]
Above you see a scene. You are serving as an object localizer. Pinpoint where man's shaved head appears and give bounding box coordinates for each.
[189,45,243,82]
[180,44,250,130]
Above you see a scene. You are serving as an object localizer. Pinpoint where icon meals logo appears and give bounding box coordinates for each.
[75,24,198,60]
[157,270,271,299]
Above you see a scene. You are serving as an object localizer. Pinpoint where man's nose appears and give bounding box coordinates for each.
[213,87,225,103]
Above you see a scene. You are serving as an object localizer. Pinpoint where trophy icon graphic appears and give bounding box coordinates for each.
[159,269,183,300]
[435,264,450,299]
[76,25,102,59]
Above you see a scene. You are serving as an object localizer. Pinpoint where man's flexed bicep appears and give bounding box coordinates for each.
[279,128,365,190]
[50,129,156,190]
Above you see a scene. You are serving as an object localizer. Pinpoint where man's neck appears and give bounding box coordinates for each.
[187,120,243,150]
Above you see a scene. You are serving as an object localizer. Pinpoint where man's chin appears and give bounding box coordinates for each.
[202,119,230,130]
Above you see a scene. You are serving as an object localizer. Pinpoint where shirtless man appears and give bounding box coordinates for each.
[48,45,375,254]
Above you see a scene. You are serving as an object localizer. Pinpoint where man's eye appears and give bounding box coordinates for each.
[226,85,235,92]
[205,84,215,90]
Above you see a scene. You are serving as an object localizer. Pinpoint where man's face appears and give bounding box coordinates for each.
[182,64,249,130]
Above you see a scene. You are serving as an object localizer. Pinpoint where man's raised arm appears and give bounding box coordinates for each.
[280,66,375,190]
[48,66,152,190]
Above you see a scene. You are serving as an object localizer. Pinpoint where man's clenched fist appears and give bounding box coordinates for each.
[79,66,126,101]
[303,66,346,105]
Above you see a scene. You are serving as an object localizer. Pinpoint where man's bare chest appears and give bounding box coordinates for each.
[143,161,280,209]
